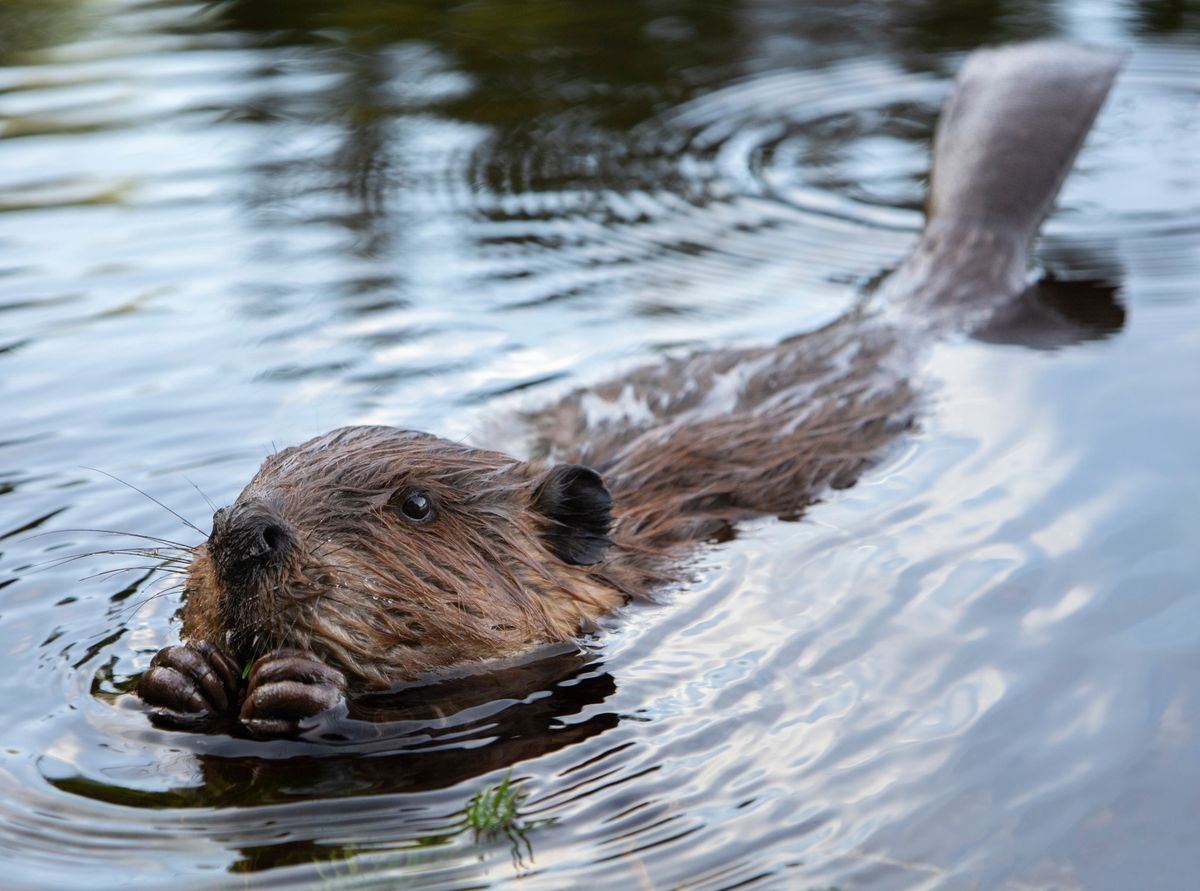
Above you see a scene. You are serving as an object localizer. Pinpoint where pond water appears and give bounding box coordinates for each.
[2,1,1199,888]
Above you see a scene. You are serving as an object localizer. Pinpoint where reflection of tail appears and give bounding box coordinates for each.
[882,42,1123,326]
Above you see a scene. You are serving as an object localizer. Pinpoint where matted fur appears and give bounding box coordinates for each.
[183,428,625,688]
[174,42,1121,692]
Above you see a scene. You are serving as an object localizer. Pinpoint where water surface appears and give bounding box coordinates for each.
[2,1,1199,888]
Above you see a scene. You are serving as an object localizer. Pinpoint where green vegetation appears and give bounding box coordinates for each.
[309,772,544,887]
[462,770,529,840]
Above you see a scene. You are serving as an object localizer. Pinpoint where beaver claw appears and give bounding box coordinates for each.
[139,640,240,719]
[239,650,347,736]
[139,642,346,736]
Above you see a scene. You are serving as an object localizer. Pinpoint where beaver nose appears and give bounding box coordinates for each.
[243,518,289,560]
[211,503,293,580]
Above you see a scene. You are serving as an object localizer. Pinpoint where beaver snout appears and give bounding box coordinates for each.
[209,501,294,590]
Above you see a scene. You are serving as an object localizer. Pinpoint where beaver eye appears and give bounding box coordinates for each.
[397,491,434,524]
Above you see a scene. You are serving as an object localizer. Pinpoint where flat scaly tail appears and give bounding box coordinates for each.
[880,42,1123,328]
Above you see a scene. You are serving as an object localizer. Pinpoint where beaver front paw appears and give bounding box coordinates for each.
[239,650,347,736]
[139,640,241,720]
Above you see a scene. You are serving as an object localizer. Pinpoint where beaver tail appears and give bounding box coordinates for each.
[879,42,1123,328]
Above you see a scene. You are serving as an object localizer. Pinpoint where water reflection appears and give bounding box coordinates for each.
[0,0,88,62]
[114,647,617,801]
[1,0,1199,888]
[887,0,1062,51]
[971,277,1126,350]
[1132,0,1200,36]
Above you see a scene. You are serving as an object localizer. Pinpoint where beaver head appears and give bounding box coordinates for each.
[180,426,624,689]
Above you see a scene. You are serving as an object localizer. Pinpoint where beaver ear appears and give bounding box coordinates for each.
[532,464,613,566]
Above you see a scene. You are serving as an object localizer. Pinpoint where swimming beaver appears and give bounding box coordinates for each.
[139,43,1122,735]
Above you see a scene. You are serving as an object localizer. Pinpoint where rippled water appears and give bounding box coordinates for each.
[2,1,1199,888]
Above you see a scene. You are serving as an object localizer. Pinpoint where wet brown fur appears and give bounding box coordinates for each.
[180,314,918,690]
[174,43,1121,692]
[183,429,627,688]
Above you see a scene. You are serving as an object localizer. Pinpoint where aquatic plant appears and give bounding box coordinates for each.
[462,770,529,840]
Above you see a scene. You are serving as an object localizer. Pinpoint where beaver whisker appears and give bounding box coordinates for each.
[184,477,218,514]
[79,564,187,583]
[128,585,187,613]
[310,539,356,565]
[125,580,187,608]
[26,547,190,575]
[131,577,187,599]
[134,42,1124,726]
[121,582,189,621]
[31,527,196,552]
[81,467,206,537]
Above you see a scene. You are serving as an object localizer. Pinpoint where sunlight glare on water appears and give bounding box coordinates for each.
[1,0,1199,888]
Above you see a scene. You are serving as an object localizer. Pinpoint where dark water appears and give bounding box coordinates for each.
[2,1,1199,888]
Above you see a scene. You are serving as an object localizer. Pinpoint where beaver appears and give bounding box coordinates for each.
[139,42,1122,736]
